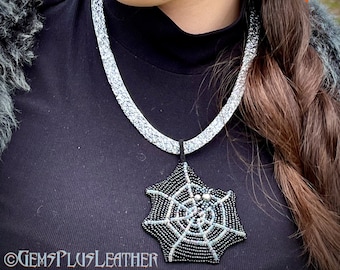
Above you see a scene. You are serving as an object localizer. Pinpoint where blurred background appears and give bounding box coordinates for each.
[320,0,340,23]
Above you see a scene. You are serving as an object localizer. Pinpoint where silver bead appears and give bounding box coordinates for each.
[194,194,202,201]
[202,193,211,201]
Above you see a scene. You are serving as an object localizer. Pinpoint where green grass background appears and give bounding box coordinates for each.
[320,0,340,23]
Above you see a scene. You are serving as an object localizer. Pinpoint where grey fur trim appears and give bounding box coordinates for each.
[0,0,43,154]
[310,0,340,99]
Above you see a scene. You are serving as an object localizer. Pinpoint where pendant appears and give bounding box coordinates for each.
[142,162,246,264]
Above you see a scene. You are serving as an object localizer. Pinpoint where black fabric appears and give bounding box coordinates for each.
[0,0,309,269]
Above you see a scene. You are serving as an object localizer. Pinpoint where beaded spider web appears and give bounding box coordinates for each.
[142,162,246,263]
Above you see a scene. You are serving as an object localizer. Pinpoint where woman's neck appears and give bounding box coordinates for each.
[158,0,242,34]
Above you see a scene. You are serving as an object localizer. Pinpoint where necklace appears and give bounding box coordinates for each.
[91,0,260,264]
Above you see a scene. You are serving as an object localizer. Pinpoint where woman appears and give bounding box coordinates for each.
[0,0,339,269]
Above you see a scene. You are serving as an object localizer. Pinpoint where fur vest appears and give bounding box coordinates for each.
[0,0,339,155]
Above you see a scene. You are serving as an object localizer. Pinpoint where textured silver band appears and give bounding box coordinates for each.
[91,0,260,155]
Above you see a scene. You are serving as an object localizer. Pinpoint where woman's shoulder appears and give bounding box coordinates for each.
[0,0,43,92]
[309,0,340,98]
[0,0,43,153]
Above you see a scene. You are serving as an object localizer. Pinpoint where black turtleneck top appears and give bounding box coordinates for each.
[0,0,309,269]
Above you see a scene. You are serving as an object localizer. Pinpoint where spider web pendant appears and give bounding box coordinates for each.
[142,162,246,264]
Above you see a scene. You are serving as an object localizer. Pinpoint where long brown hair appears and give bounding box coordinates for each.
[216,0,340,268]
